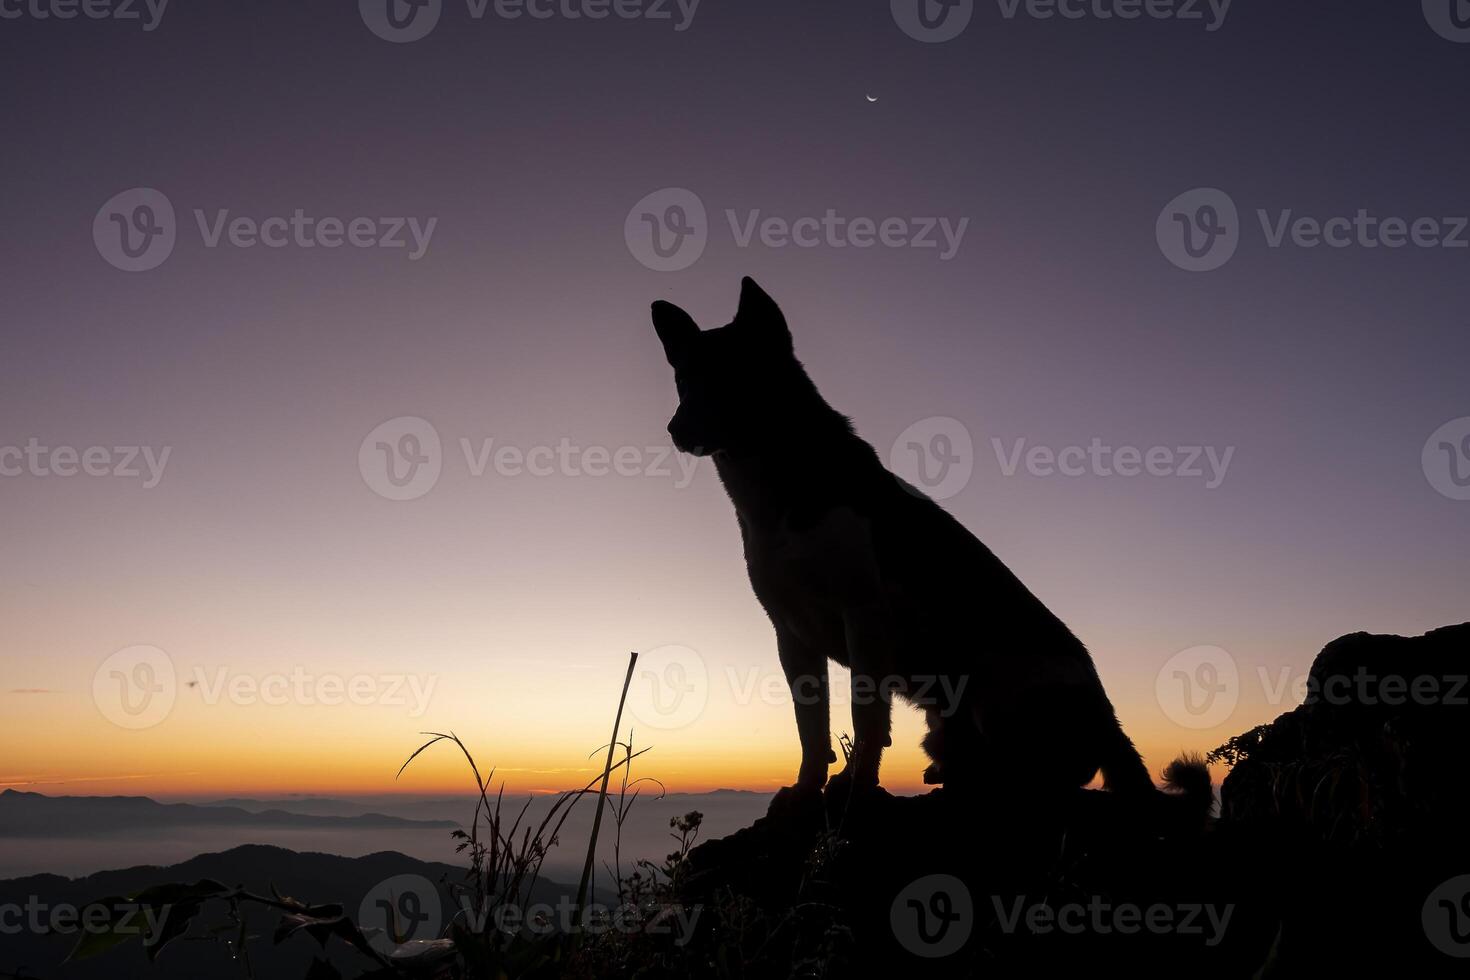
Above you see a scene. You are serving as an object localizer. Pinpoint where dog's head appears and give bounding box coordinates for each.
[651,277,803,457]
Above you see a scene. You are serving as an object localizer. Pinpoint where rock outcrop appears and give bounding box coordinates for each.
[677,623,1470,977]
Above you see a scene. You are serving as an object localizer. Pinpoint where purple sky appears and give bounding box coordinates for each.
[1,1,1466,797]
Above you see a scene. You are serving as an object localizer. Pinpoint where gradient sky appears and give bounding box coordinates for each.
[1,2,1467,800]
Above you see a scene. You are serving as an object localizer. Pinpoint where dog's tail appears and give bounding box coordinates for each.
[1101,716,1214,828]
[1159,752,1214,819]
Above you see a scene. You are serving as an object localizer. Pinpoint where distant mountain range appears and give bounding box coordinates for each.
[0,788,774,903]
[0,789,458,836]
[203,796,375,817]
[0,843,587,979]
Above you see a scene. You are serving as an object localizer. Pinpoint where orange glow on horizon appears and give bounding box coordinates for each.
[5,628,1277,803]
[2,727,1232,801]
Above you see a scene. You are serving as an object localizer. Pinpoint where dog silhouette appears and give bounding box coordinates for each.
[652,277,1210,816]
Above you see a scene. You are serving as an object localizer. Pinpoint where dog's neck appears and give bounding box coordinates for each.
[712,410,876,529]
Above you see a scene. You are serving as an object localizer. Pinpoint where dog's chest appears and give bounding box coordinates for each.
[742,506,885,631]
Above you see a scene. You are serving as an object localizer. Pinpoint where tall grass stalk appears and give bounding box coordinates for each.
[573,650,638,936]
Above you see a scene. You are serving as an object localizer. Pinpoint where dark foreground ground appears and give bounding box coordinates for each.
[670,624,1469,977]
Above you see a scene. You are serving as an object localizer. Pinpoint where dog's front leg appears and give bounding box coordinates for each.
[777,627,835,790]
[839,605,894,788]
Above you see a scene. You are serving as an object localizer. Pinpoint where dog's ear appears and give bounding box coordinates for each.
[734,277,792,351]
[651,300,699,367]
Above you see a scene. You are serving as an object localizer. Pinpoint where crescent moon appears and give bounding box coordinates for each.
[866,94,879,103]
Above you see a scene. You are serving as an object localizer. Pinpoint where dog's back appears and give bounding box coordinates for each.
[653,278,1209,817]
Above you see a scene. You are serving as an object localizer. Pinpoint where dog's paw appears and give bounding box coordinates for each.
[766,781,825,824]
[773,780,822,802]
